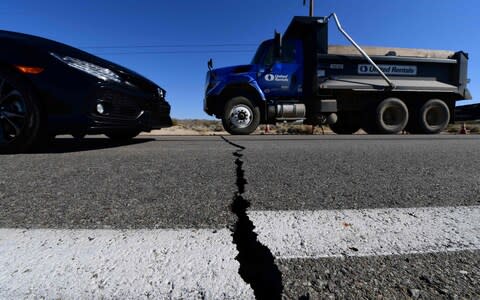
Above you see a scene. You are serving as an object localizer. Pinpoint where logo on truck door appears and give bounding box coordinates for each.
[265,74,289,82]
[265,74,275,81]
[358,64,417,75]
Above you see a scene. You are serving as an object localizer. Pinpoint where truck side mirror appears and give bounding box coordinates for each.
[207,58,213,71]
[274,31,282,59]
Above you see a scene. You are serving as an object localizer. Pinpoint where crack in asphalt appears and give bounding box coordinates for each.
[221,136,283,300]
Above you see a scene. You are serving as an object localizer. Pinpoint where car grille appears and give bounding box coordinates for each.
[100,90,142,119]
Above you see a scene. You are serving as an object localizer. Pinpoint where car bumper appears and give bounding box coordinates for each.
[86,86,172,133]
[31,65,172,134]
[87,107,172,134]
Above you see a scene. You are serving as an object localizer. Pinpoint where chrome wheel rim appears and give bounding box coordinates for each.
[230,105,253,128]
[0,78,27,143]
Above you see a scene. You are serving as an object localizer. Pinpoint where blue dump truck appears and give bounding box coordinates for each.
[204,14,472,135]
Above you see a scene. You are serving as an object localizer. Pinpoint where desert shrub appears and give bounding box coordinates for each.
[469,125,480,133]
[447,124,460,133]
[213,124,224,132]
[284,125,314,135]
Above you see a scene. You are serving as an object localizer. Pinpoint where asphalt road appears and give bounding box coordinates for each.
[1,135,479,299]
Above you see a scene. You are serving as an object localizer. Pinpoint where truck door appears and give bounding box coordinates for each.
[257,40,303,98]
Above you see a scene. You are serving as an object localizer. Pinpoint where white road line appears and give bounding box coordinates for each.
[0,229,254,299]
[2,206,479,298]
[249,206,480,259]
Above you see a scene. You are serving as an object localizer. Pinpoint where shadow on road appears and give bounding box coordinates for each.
[27,137,155,154]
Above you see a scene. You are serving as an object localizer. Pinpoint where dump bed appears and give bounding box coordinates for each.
[328,45,455,59]
[317,49,466,95]
[283,16,470,100]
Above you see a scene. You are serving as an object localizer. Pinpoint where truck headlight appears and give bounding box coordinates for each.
[50,53,121,83]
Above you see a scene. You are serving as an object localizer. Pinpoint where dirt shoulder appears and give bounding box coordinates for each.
[141,119,479,136]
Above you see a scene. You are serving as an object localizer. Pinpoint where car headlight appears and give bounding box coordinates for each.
[157,87,166,98]
[50,53,121,83]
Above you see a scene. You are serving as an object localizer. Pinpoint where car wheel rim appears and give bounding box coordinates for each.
[0,78,27,143]
[230,105,253,128]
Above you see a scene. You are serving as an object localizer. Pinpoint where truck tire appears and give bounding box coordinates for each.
[329,113,360,134]
[374,98,409,134]
[0,69,43,154]
[222,96,260,135]
[416,99,450,134]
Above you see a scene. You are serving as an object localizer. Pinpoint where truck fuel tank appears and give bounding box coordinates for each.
[268,103,306,120]
[268,99,337,122]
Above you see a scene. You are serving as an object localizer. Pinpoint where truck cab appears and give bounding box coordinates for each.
[251,39,304,99]
[204,15,470,135]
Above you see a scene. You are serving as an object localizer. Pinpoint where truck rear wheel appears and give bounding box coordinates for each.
[329,113,361,134]
[416,99,450,134]
[373,98,409,134]
[222,96,260,135]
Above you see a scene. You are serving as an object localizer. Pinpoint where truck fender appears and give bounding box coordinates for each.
[208,74,266,102]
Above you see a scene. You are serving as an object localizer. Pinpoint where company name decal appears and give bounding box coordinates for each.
[358,64,417,75]
[265,74,289,82]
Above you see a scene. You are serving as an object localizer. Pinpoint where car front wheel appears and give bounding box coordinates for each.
[0,69,43,154]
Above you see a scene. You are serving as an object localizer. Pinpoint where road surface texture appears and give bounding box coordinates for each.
[1,135,479,299]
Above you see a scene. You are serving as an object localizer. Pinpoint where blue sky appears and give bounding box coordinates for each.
[1,0,478,119]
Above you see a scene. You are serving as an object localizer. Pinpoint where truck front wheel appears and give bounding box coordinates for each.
[222,96,260,135]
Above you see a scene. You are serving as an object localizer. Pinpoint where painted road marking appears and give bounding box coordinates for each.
[1,206,479,298]
[249,206,480,259]
[0,229,254,299]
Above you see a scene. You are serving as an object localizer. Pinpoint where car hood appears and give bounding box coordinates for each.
[0,30,161,91]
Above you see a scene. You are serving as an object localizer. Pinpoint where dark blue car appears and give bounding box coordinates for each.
[0,30,172,153]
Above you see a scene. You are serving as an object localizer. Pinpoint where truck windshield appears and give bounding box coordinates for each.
[251,40,273,65]
[251,40,297,65]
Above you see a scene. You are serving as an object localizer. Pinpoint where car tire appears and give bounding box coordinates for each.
[105,130,141,141]
[0,69,43,154]
[222,96,260,135]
